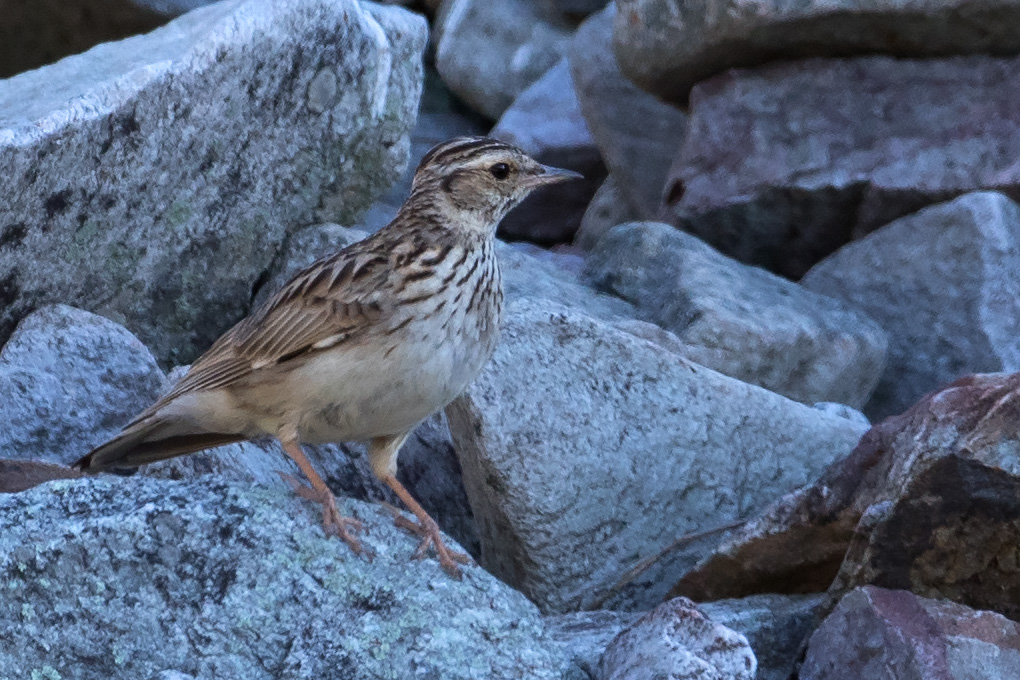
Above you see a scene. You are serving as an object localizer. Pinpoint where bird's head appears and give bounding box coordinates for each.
[406,137,581,235]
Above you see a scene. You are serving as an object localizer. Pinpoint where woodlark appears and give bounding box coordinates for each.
[74,137,580,577]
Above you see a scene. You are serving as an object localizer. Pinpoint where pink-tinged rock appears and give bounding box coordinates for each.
[664,55,1020,278]
[669,371,1020,622]
[800,586,1020,680]
[598,597,756,680]
[613,0,1020,106]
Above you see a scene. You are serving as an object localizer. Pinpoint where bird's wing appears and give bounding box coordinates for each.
[146,246,394,412]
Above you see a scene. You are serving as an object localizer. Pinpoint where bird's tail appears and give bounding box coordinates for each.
[74,417,244,472]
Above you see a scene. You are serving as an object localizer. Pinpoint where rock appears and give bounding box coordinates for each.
[812,402,870,430]
[0,305,164,463]
[435,0,570,120]
[0,0,426,364]
[801,191,1020,419]
[598,597,756,680]
[700,593,827,680]
[570,5,688,219]
[585,222,888,408]
[546,609,640,679]
[613,0,1020,105]
[575,174,641,250]
[548,0,609,21]
[493,58,606,244]
[664,55,1020,278]
[446,297,867,613]
[669,372,1020,622]
[0,475,567,679]
[800,586,1020,680]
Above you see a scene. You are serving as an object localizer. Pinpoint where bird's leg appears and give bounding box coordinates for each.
[277,436,364,554]
[370,434,470,578]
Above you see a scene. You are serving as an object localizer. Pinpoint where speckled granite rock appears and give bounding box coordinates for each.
[598,598,756,680]
[0,0,426,364]
[448,297,867,613]
[0,476,567,679]
[435,0,569,119]
[585,222,888,408]
[0,305,164,462]
[612,0,1020,105]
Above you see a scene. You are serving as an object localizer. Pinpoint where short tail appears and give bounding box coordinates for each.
[74,417,244,472]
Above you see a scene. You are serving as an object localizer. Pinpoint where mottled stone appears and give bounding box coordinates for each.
[570,5,687,218]
[585,222,888,408]
[0,305,164,463]
[435,0,569,119]
[447,297,866,613]
[598,598,756,680]
[665,54,1020,278]
[546,609,639,679]
[613,0,1020,105]
[0,476,567,679]
[801,586,1020,680]
[801,191,1020,418]
[0,0,426,363]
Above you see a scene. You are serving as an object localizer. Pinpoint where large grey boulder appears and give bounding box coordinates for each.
[446,297,867,613]
[585,222,887,408]
[800,586,1020,680]
[0,305,164,462]
[0,476,567,679]
[570,5,687,219]
[665,54,1020,278]
[493,58,605,244]
[801,191,1020,418]
[613,0,1020,105]
[598,598,756,680]
[0,0,426,364]
[435,0,570,120]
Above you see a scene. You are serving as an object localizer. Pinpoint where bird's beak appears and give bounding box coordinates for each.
[525,164,584,187]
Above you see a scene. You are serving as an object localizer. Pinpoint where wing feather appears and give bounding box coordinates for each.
[149,243,393,408]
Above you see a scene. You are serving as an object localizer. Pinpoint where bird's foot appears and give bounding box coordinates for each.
[278,471,365,554]
[386,504,470,578]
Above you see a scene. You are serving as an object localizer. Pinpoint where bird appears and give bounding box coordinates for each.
[73,136,581,577]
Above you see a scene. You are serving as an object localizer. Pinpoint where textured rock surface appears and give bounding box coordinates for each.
[493,58,605,244]
[665,54,1020,278]
[700,593,827,680]
[447,298,867,613]
[670,372,1020,621]
[598,598,756,680]
[800,586,1020,680]
[0,305,164,463]
[613,0,1020,105]
[575,174,640,250]
[586,222,887,408]
[570,5,687,219]
[435,0,569,119]
[546,609,639,680]
[0,476,567,679]
[801,192,1020,418]
[0,0,426,363]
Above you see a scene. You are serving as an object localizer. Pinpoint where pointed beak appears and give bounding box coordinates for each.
[525,164,584,187]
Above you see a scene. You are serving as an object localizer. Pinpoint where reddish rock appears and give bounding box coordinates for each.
[670,372,1020,621]
[664,55,1020,278]
[800,586,1020,680]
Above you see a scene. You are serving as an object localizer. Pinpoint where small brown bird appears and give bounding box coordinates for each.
[74,137,580,576]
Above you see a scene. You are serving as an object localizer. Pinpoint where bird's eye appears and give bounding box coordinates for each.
[489,163,510,180]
